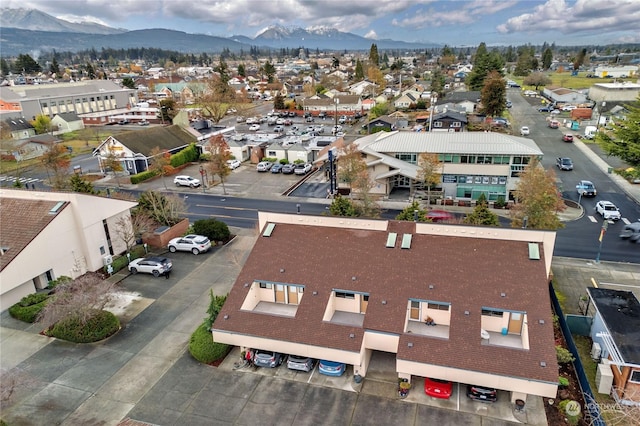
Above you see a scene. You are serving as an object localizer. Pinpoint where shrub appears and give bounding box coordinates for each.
[8,293,50,322]
[48,309,120,343]
[556,345,576,364]
[558,376,569,387]
[47,275,72,289]
[192,218,230,242]
[494,196,506,208]
[189,322,230,363]
[107,245,146,274]
[130,169,158,184]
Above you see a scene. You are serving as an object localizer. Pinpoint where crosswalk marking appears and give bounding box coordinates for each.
[622,218,631,225]
[0,175,42,184]
[588,215,598,223]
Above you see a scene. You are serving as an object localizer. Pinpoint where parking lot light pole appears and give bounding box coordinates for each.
[199,165,206,193]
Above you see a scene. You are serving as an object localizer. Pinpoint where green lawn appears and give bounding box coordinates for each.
[509,71,635,92]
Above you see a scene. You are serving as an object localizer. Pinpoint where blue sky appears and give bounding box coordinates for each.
[5,0,640,46]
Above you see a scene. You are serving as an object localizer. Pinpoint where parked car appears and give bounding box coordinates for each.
[173,175,201,188]
[520,126,530,136]
[236,116,245,123]
[506,100,512,108]
[556,157,574,171]
[424,378,453,399]
[253,350,284,368]
[548,120,560,129]
[467,384,498,402]
[288,111,297,118]
[538,105,556,113]
[318,360,345,376]
[227,159,241,169]
[595,201,621,221]
[128,256,172,277]
[524,90,537,96]
[338,116,347,124]
[256,161,273,172]
[576,180,597,197]
[282,163,297,174]
[118,119,130,125]
[245,117,257,124]
[287,355,316,372]
[249,124,261,131]
[138,119,149,126]
[562,105,577,111]
[306,116,315,122]
[294,163,312,175]
[426,210,454,222]
[276,118,285,125]
[283,119,293,126]
[562,134,574,142]
[318,111,326,118]
[620,222,640,243]
[270,163,283,173]
[274,125,285,133]
[167,234,211,254]
[332,125,343,133]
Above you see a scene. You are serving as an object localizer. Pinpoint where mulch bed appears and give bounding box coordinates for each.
[544,323,589,425]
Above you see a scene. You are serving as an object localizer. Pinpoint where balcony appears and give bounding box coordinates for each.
[329,310,364,327]
[481,330,524,349]
[252,301,297,317]
[406,321,449,339]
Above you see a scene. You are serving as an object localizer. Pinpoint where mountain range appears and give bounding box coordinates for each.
[0,8,439,57]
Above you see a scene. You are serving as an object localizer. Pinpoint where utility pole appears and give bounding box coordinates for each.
[595,220,609,263]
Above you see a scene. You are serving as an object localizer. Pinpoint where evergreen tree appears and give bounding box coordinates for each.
[13,54,41,74]
[121,77,135,89]
[49,57,60,76]
[597,95,640,166]
[480,71,507,117]
[237,63,246,77]
[355,59,364,80]
[467,43,504,91]
[395,201,428,222]
[69,174,97,194]
[463,193,499,226]
[542,48,553,70]
[368,43,379,67]
[263,60,276,83]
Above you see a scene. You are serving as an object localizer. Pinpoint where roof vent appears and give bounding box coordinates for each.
[352,276,357,281]
[386,232,397,248]
[262,223,276,237]
[312,291,318,295]
[244,283,249,288]
[280,268,285,273]
[49,201,66,214]
[407,342,413,348]
[429,284,434,290]
[539,319,545,325]
[464,310,470,315]
[540,361,547,367]
[382,300,387,305]
[349,333,355,338]
[528,242,540,260]
[501,292,506,298]
[401,233,412,249]
[223,315,229,320]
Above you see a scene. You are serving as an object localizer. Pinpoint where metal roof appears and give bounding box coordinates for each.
[362,131,543,156]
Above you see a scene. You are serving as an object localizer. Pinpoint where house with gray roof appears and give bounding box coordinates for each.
[346,131,543,201]
[51,112,84,134]
[93,125,197,175]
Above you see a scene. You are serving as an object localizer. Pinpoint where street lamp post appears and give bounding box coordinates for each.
[428,95,437,132]
[595,220,609,264]
[334,98,339,133]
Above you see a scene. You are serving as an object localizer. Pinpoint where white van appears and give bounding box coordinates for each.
[584,126,597,139]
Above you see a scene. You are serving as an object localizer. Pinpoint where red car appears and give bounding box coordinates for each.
[424,377,453,399]
[562,134,574,142]
[426,210,454,222]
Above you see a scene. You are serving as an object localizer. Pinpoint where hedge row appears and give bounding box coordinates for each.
[8,292,50,323]
[107,245,146,274]
[189,322,230,363]
[48,309,120,343]
[130,169,158,184]
[170,144,199,168]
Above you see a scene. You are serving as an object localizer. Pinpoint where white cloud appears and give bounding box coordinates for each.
[364,30,378,39]
[497,0,640,35]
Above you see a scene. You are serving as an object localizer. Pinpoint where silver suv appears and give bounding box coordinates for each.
[576,180,597,197]
[253,350,284,368]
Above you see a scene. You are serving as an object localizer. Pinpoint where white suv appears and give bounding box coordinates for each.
[167,234,211,254]
[595,201,621,221]
[173,175,201,188]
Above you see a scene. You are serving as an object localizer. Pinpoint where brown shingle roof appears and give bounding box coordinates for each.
[0,197,66,271]
[214,219,557,383]
[112,125,197,157]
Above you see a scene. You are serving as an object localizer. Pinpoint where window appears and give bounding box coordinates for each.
[335,291,355,299]
[268,151,276,157]
[452,122,461,128]
[259,283,273,289]
[433,122,443,128]
[427,302,450,311]
[482,308,504,317]
[630,370,640,383]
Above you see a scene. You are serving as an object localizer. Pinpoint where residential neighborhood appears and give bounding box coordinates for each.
[2,5,640,425]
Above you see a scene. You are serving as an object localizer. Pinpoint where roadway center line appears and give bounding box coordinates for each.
[195,204,258,211]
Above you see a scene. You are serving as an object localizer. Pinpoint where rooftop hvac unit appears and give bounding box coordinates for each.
[102,255,113,266]
[591,342,602,360]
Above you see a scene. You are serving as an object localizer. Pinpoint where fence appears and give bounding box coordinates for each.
[550,282,605,425]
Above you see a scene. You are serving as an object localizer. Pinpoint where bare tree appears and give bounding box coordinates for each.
[101,149,124,188]
[353,169,380,218]
[114,212,154,250]
[148,146,172,190]
[137,191,187,226]
[36,273,118,330]
[416,153,442,206]
[205,135,232,194]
